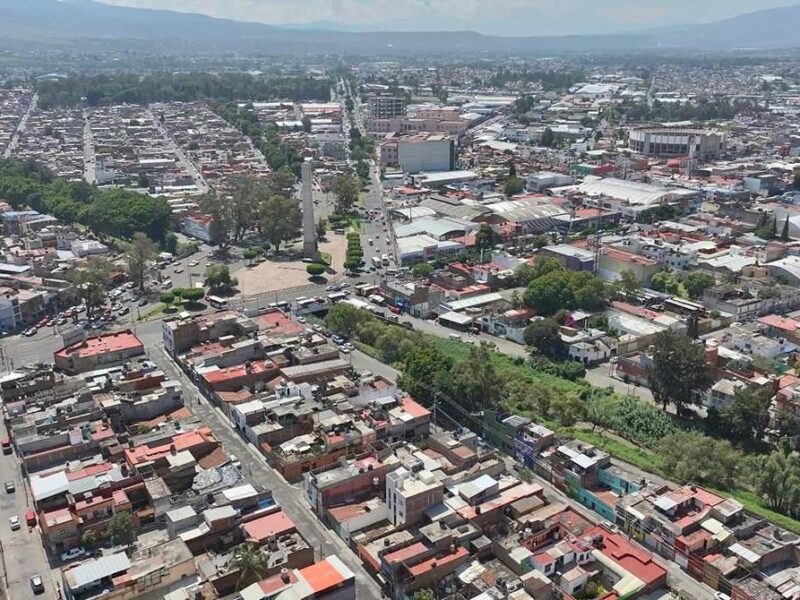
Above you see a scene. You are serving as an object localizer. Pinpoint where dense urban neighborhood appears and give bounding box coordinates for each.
[5,7,800,600]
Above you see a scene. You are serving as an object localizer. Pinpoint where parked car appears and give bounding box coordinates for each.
[161,280,173,289]
[30,574,44,594]
[61,547,87,562]
[4,481,14,493]
[138,298,148,306]
[188,260,200,267]
[174,267,184,274]
[23,327,37,337]
[9,516,20,530]
[118,307,130,316]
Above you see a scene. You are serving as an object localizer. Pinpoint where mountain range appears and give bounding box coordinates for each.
[2,0,800,54]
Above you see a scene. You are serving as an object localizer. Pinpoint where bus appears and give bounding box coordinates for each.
[371,256,381,267]
[327,292,348,303]
[206,295,229,309]
[381,254,390,266]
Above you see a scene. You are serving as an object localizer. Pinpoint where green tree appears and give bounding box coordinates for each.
[204,264,237,292]
[159,292,175,308]
[181,288,205,303]
[107,511,134,547]
[618,268,641,296]
[648,330,712,412]
[398,343,454,406]
[514,256,562,286]
[550,392,584,426]
[81,528,98,548]
[162,232,178,255]
[325,304,374,338]
[231,543,270,590]
[452,342,505,412]
[67,257,111,319]
[306,263,325,277]
[244,246,263,265]
[124,232,156,291]
[650,270,681,295]
[301,115,312,133]
[475,224,497,251]
[523,270,575,315]
[523,318,563,358]
[683,272,716,300]
[781,215,791,241]
[505,378,553,418]
[413,590,436,600]
[658,432,740,489]
[751,450,800,515]
[540,127,555,148]
[503,176,525,197]
[722,386,772,449]
[264,167,296,199]
[412,263,433,278]
[332,173,360,213]
[260,195,302,252]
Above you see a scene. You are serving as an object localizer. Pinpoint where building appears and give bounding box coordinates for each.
[380,133,455,173]
[386,466,443,527]
[368,95,407,119]
[628,128,724,161]
[239,555,356,600]
[54,330,145,374]
[181,214,214,243]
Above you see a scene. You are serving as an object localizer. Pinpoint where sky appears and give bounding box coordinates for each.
[96,0,800,35]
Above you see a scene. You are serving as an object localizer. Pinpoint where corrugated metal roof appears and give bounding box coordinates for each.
[65,553,131,590]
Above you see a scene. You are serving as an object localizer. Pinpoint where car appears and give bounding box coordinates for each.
[4,481,14,493]
[229,454,242,470]
[343,343,354,351]
[46,319,55,327]
[9,516,20,530]
[338,346,351,354]
[188,260,200,267]
[118,307,130,316]
[61,547,86,562]
[161,280,173,289]
[56,317,67,326]
[296,316,306,324]
[174,267,184,274]
[388,305,401,314]
[125,281,136,289]
[714,594,731,600]
[23,327,37,337]
[30,574,44,594]
[139,298,148,306]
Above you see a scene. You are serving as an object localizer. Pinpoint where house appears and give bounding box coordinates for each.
[54,330,145,374]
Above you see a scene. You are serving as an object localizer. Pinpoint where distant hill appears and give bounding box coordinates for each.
[652,3,800,48]
[1,0,799,54]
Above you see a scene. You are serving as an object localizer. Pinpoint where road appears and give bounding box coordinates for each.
[0,425,57,600]
[3,92,37,160]
[147,107,209,195]
[82,110,96,184]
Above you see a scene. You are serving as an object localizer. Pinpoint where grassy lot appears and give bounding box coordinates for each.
[139,304,166,320]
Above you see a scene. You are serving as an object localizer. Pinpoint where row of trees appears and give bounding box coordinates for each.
[214,103,303,175]
[36,72,331,108]
[515,257,607,315]
[0,159,172,242]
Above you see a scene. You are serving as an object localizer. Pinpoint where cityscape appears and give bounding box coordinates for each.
[3,2,800,600]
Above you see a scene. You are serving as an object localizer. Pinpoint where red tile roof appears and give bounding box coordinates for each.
[124,426,214,466]
[383,542,428,565]
[408,546,469,576]
[299,558,349,593]
[586,525,666,586]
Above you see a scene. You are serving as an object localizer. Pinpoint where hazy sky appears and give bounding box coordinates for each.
[97,0,800,35]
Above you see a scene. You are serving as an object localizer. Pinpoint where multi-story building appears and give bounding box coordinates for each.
[627,127,724,161]
[368,95,407,119]
[385,466,443,527]
[380,132,455,173]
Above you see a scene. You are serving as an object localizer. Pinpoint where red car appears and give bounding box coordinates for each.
[388,305,401,314]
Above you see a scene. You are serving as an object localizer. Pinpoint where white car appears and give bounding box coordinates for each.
[174,267,184,274]
[297,316,306,324]
[61,547,86,562]
[9,516,20,530]
[188,260,200,267]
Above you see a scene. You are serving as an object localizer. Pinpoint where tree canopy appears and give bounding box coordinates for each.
[647,330,712,412]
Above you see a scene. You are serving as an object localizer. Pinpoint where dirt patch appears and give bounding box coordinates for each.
[236,234,347,295]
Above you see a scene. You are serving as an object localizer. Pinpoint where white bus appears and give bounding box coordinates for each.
[206,295,229,309]
[327,292,348,303]
[371,256,382,267]
[381,254,390,266]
